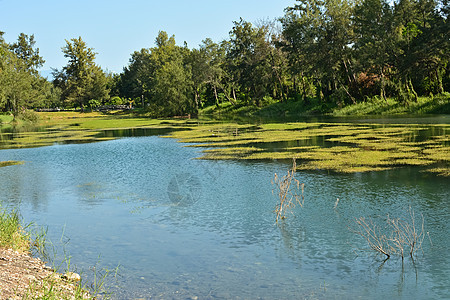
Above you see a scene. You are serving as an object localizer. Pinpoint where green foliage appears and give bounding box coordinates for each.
[108,96,124,105]
[53,37,109,110]
[0,32,58,115]
[111,0,449,116]
[2,0,450,117]
[118,31,194,116]
[17,109,40,123]
[88,99,101,110]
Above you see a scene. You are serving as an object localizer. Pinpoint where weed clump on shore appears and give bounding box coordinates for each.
[0,207,29,252]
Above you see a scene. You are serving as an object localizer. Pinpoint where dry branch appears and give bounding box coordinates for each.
[272,159,304,222]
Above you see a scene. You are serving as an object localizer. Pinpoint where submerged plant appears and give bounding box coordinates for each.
[353,207,427,260]
[272,159,304,222]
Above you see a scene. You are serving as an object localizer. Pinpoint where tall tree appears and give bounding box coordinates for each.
[353,0,396,100]
[0,32,47,118]
[10,33,45,74]
[282,0,356,103]
[227,18,273,106]
[53,37,109,109]
[119,31,194,116]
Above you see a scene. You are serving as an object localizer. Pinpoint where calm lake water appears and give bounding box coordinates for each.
[0,122,449,299]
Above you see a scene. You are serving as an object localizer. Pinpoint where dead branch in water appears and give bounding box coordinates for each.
[353,208,427,260]
[272,159,304,223]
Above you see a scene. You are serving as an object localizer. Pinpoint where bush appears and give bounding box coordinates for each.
[88,99,101,110]
[18,109,40,123]
[108,96,124,106]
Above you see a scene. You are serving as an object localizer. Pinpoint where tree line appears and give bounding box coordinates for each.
[1,0,449,118]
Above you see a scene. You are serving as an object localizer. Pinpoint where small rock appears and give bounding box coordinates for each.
[49,273,62,281]
[24,274,36,282]
[64,272,81,281]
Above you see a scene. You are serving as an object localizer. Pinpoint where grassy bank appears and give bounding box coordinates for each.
[0,114,14,124]
[0,111,192,149]
[0,207,29,252]
[0,205,95,299]
[199,93,450,118]
[332,93,450,116]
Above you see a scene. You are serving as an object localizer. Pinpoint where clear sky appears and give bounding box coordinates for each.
[0,0,294,74]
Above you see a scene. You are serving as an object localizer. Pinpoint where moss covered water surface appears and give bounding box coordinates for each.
[166,121,449,176]
[1,112,449,176]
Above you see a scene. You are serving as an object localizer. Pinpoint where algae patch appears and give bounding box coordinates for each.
[167,122,450,176]
[0,161,24,168]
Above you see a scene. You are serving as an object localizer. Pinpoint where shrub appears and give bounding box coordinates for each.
[18,109,40,123]
[109,96,124,106]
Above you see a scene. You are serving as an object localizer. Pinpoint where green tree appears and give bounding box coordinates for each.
[282,0,356,104]
[53,37,109,109]
[150,31,193,115]
[227,18,273,106]
[10,33,45,74]
[0,32,47,118]
[353,0,396,100]
[119,31,194,116]
[187,38,228,108]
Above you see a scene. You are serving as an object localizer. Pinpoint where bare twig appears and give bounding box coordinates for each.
[353,208,426,260]
[272,159,304,222]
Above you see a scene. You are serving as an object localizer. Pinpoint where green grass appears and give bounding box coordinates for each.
[0,112,191,149]
[332,93,450,116]
[0,206,30,252]
[0,113,14,124]
[200,97,334,118]
[199,94,450,118]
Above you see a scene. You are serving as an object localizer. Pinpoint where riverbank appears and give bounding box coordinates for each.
[0,207,90,299]
[200,93,450,118]
[0,248,88,299]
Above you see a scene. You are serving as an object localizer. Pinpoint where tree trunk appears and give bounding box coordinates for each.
[213,86,219,107]
[436,69,444,94]
[408,78,418,102]
[380,68,387,102]
[301,74,308,105]
[194,89,199,112]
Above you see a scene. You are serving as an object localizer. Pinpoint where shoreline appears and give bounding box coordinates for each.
[0,247,89,299]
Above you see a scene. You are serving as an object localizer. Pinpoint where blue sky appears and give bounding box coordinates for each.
[0,0,294,74]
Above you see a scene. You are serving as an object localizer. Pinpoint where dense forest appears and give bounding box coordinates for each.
[1,0,449,118]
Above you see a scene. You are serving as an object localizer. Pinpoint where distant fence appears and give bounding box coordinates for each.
[35,105,133,112]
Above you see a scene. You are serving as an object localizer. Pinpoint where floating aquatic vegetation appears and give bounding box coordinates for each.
[167,121,449,175]
[1,112,448,176]
[0,161,24,168]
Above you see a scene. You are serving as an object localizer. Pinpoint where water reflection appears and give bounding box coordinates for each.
[0,135,448,299]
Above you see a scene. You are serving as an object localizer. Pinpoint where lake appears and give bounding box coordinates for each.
[0,120,449,299]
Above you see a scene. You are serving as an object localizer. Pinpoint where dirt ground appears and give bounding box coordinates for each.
[0,248,89,299]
